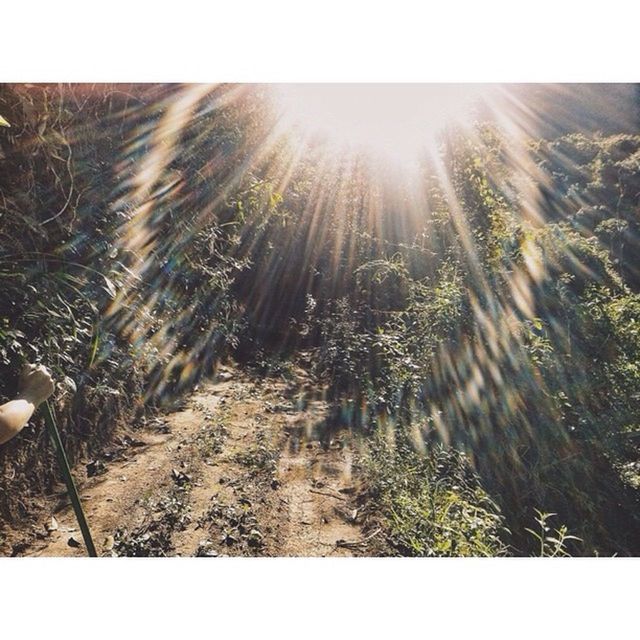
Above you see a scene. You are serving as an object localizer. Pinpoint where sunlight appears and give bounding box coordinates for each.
[271,84,493,166]
[4,82,640,561]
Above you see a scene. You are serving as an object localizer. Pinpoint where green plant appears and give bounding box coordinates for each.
[363,431,508,557]
[525,510,581,557]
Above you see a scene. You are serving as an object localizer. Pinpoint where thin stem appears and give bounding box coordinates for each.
[42,401,97,557]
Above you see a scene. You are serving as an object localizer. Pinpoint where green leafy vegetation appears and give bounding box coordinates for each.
[525,510,581,558]
[363,431,507,556]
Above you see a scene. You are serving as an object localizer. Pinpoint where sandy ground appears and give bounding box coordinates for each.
[4,365,373,557]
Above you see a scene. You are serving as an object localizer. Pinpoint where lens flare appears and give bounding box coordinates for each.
[271,84,494,166]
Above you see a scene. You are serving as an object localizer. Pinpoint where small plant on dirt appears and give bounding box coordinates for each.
[113,489,191,557]
[234,430,278,477]
[249,348,295,379]
[191,402,231,459]
[198,496,265,556]
[525,509,582,557]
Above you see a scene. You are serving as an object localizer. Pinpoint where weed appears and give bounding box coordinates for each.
[525,510,581,557]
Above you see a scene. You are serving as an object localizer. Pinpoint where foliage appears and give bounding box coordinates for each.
[363,430,507,556]
[300,128,640,555]
[0,84,259,519]
[531,133,640,289]
[525,510,581,557]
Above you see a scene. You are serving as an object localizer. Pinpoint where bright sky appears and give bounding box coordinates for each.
[272,84,493,165]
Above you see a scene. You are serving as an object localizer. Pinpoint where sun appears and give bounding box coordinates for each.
[271,84,492,167]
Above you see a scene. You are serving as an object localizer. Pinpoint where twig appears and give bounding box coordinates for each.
[41,138,74,225]
[335,528,382,549]
[309,488,346,501]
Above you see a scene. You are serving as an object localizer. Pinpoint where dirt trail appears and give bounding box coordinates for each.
[11,365,371,557]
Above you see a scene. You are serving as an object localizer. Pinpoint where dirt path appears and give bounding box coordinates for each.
[10,365,371,557]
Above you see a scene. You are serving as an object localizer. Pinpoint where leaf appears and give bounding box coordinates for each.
[0,114,10,128]
[45,516,59,533]
[62,375,77,394]
[67,536,81,548]
[88,328,100,368]
[102,275,117,299]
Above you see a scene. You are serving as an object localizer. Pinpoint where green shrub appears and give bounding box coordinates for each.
[363,430,508,556]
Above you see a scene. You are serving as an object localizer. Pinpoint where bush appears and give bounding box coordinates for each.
[363,430,507,556]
